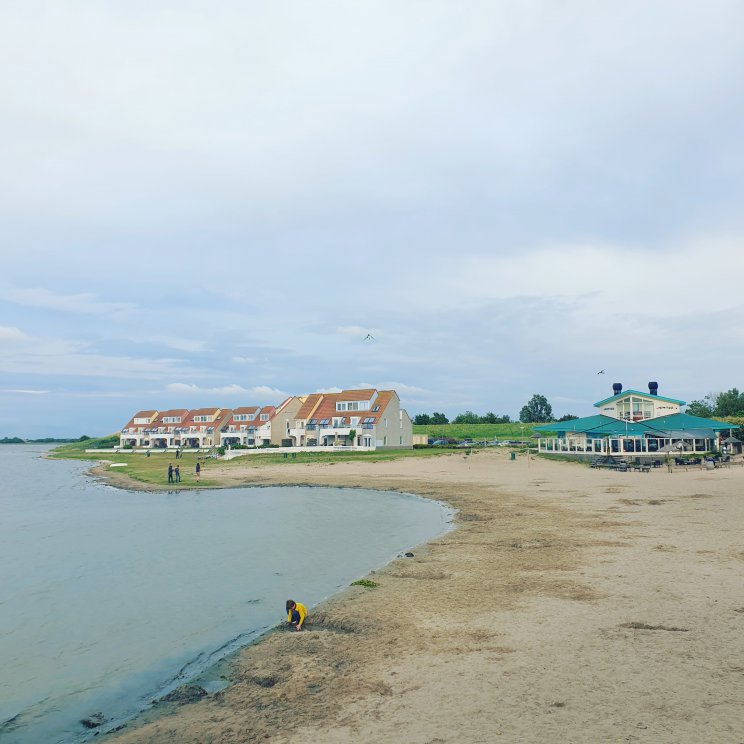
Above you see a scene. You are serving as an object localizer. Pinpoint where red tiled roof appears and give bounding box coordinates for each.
[232,406,260,416]
[296,393,324,419]
[122,410,158,429]
[153,409,188,422]
[337,389,376,401]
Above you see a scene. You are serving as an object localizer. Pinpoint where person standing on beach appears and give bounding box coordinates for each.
[285,599,307,631]
[195,461,201,482]
[167,463,174,484]
[175,465,180,483]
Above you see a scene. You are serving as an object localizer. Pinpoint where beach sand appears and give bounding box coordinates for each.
[109,450,744,744]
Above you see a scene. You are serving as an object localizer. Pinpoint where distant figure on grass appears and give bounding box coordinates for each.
[175,465,180,483]
[167,463,174,484]
[286,599,307,631]
[195,461,201,482]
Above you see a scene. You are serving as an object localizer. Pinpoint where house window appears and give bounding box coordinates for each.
[350,417,359,426]
[363,417,374,424]
[372,405,380,412]
[234,414,249,422]
[193,415,210,423]
[336,401,370,412]
[333,417,344,427]
[260,413,269,421]
[163,416,182,424]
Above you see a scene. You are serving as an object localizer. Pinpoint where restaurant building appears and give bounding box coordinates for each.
[534,382,738,458]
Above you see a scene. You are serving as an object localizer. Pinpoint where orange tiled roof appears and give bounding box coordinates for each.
[296,393,324,419]
[337,389,377,401]
[232,406,260,416]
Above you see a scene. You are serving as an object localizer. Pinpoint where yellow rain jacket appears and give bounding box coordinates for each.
[287,602,307,628]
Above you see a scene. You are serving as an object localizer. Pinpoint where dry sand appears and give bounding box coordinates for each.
[108,451,744,744]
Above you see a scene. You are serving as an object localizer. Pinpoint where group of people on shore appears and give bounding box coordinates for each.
[167,461,200,484]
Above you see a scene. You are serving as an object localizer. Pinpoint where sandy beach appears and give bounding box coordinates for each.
[107,450,744,744]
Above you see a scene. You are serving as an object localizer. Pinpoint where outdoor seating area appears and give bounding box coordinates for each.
[674,457,702,467]
[590,456,629,472]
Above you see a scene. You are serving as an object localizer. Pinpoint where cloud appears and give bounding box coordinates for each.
[372,381,430,395]
[336,326,374,339]
[231,356,258,364]
[0,325,27,342]
[2,287,135,316]
[0,388,49,395]
[165,382,287,398]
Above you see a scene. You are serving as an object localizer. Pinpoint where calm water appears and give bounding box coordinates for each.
[0,446,452,744]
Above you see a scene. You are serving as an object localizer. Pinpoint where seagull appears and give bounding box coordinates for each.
[597,369,606,375]
[363,334,375,342]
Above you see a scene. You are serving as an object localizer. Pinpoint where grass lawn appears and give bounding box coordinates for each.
[51,441,458,489]
[412,422,540,440]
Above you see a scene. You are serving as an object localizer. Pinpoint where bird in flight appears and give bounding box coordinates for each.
[597,369,606,375]
[363,334,375,342]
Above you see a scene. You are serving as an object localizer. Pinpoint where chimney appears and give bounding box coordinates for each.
[648,381,658,396]
[612,383,622,396]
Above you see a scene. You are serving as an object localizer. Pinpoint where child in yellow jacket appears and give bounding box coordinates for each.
[286,599,307,631]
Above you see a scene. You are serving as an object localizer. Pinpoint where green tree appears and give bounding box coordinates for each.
[413,413,431,425]
[557,414,578,422]
[519,394,553,423]
[713,388,744,416]
[430,412,449,425]
[452,411,480,425]
[686,397,714,417]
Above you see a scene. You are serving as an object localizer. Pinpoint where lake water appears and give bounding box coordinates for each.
[0,446,452,744]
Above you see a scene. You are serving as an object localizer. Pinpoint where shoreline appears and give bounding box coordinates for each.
[103,450,744,743]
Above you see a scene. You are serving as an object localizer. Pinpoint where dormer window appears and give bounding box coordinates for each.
[336,400,371,412]
[260,413,269,421]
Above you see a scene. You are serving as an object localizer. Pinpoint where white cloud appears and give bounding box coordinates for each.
[2,287,134,316]
[372,381,430,395]
[165,382,287,399]
[231,356,257,364]
[336,326,374,339]
[0,325,27,341]
[0,388,48,395]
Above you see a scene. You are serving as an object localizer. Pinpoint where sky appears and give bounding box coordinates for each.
[2,1,744,437]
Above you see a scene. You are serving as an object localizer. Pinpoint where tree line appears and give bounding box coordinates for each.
[412,411,512,425]
[687,388,744,418]
[413,387,744,429]
[413,394,577,425]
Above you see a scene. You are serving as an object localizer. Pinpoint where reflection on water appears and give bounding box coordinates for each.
[0,446,451,743]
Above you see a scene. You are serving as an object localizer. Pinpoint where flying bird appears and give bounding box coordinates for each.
[597,369,606,375]
[363,334,375,342]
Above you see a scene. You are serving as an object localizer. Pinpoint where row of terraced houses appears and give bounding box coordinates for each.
[120,388,412,450]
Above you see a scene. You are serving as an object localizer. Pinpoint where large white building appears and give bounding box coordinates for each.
[535,382,738,457]
[119,388,412,451]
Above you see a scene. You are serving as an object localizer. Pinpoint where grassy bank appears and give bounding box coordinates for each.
[51,444,457,489]
[412,422,540,440]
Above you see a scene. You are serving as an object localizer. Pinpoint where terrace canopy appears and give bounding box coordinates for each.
[534,412,736,457]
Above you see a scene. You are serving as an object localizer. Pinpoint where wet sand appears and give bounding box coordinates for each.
[108,450,744,744]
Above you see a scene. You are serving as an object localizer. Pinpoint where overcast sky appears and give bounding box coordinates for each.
[2,1,744,437]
